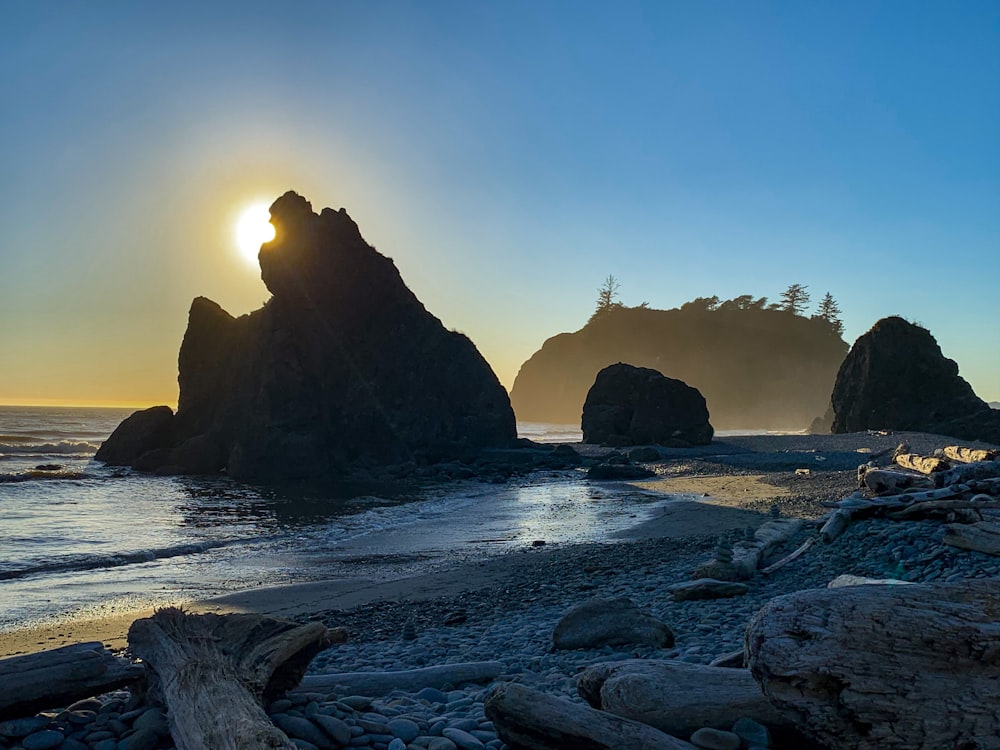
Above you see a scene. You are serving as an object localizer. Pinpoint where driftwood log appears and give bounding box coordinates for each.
[943,521,1000,556]
[0,642,144,720]
[859,467,933,495]
[819,508,853,542]
[746,581,1000,749]
[894,453,950,474]
[935,460,1000,487]
[297,661,503,697]
[576,659,792,738]
[944,445,999,463]
[692,518,803,581]
[128,608,342,750]
[483,682,696,750]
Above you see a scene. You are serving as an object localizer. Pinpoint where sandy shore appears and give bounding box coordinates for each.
[2,430,990,659]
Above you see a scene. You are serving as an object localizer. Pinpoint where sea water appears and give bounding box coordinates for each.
[0,408,661,631]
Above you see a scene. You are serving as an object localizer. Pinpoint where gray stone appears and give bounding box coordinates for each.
[117,727,160,750]
[272,714,336,750]
[667,579,750,601]
[388,718,421,742]
[552,597,674,650]
[415,687,448,704]
[312,714,352,745]
[732,717,771,747]
[388,740,407,750]
[21,730,64,750]
[94,739,118,750]
[690,727,741,750]
[442,727,485,749]
[0,717,48,739]
[427,738,458,750]
[132,707,167,735]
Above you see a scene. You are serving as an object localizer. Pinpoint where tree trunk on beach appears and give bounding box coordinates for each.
[0,642,144,721]
[484,682,697,750]
[746,581,1000,750]
[127,608,343,750]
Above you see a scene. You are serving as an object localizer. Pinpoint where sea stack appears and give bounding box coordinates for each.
[830,316,1000,443]
[97,191,516,479]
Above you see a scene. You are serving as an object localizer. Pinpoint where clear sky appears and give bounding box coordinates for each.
[2,1,998,407]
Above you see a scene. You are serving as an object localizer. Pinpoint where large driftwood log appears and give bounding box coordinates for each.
[860,467,933,495]
[888,496,1000,521]
[746,581,1000,750]
[297,661,503,697]
[893,453,950,474]
[692,518,803,581]
[819,508,853,542]
[0,642,144,720]
[576,659,792,738]
[128,608,341,750]
[944,445,999,463]
[935,460,1000,487]
[942,521,1000,556]
[483,682,696,750]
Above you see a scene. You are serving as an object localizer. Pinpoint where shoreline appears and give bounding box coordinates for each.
[2,430,993,660]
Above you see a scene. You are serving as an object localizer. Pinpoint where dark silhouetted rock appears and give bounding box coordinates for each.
[552,597,674,650]
[94,406,174,466]
[582,363,713,447]
[587,464,656,480]
[98,191,516,480]
[831,317,1000,443]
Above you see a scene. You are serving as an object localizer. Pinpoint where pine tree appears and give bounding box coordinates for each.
[594,275,621,315]
[778,283,810,315]
[815,292,844,336]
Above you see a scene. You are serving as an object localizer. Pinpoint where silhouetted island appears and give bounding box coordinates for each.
[510,298,848,431]
[97,191,517,480]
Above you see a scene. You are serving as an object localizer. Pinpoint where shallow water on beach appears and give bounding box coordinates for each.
[0,407,667,631]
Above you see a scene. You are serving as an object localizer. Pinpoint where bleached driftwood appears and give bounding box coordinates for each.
[827,574,913,587]
[297,661,504,697]
[944,446,999,463]
[888,496,1000,521]
[746,581,1000,750]
[692,518,803,581]
[576,659,792,738]
[0,642,144,721]
[128,608,342,750]
[894,453,950,474]
[942,522,1000,556]
[483,682,696,750]
[760,537,815,575]
[819,508,853,542]
[935,460,1000,488]
[860,467,933,495]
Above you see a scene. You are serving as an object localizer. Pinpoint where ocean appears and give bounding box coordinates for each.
[0,408,668,632]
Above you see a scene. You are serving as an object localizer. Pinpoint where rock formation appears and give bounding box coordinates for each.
[831,316,1000,443]
[581,363,713,446]
[98,191,516,480]
[510,302,847,431]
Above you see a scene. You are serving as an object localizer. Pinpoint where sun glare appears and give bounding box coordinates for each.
[235,203,276,265]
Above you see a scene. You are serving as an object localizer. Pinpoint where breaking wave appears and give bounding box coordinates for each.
[0,440,100,457]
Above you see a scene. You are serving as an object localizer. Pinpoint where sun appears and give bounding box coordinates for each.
[235,203,276,265]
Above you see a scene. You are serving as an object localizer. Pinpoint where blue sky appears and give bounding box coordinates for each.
[1,1,998,405]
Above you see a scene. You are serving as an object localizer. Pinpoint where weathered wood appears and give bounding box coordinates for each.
[944,445,999,463]
[888,496,1000,521]
[484,681,696,750]
[746,581,1000,750]
[935,459,1000,487]
[576,659,792,738]
[819,508,853,542]
[760,537,815,574]
[692,518,803,581]
[827,574,913,587]
[894,453,950,474]
[861,468,933,495]
[0,642,145,720]
[666,579,748,600]
[942,522,1000,556]
[128,608,341,750]
[297,661,504,697]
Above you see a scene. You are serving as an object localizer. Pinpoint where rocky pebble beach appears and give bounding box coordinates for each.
[4,434,999,750]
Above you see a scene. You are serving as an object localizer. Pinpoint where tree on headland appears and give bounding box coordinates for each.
[814,292,844,336]
[779,283,811,315]
[591,275,624,321]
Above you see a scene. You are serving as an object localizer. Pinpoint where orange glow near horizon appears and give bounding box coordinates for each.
[235,203,276,266]
[0,396,177,410]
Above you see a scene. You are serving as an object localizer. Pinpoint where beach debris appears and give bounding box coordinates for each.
[827,574,914,587]
[587,463,656,480]
[296,661,504,698]
[818,508,853,543]
[942,521,1000,556]
[894,452,950,474]
[0,642,144,722]
[691,518,804,582]
[576,659,792,739]
[127,608,343,750]
[759,537,815,575]
[944,445,1000,463]
[551,597,674,650]
[485,681,697,750]
[666,579,749,601]
[708,649,746,668]
[746,580,1000,749]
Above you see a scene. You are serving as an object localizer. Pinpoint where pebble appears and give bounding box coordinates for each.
[690,727,742,750]
[20,730,64,750]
